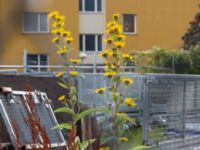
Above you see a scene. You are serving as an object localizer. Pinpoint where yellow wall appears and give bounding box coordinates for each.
[0,0,79,66]
[106,0,200,52]
[1,0,200,67]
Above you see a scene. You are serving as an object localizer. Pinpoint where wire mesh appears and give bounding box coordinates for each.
[143,74,200,150]
[77,73,143,109]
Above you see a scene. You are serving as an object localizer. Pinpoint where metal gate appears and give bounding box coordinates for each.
[142,74,200,150]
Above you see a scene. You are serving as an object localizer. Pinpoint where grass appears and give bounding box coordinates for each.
[121,127,142,149]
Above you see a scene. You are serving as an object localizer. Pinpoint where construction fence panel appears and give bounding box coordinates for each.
[77,73,144,109]
[143,74,200,150]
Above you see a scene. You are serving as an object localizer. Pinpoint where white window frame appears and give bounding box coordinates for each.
[80,34,103,52]
[123,14,137,35]
[26,54,49,72]
[79,0,102,12]
[23,12,49,33]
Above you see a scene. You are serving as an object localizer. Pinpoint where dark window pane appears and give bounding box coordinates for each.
[97,0,102,11]
[27,54,38,65]
[85,0,95,11]
[85,35,95,51]
[79,0,82,11]
[40,55,48,65]
[27,54,38,72]
[123,14,135,33]
[40,13,48,32]
[98,35,102,51]
[79,35,83,51]
[24,13,38,32]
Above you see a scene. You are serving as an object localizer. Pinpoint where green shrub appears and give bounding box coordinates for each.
[151,47,191,74]
[190,45,200,74]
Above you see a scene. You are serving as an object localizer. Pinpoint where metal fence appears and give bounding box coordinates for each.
[77,73,143,109]
[143,74,200,150]
[78,73,200,150]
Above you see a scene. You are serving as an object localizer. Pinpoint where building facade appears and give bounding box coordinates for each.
[0,0,199,72]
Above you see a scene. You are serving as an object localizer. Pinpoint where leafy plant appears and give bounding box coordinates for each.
[49,11,107,150]
[96,14,149,150]
[150,47,191,74]
[182,12,200,50]
[190,45,200,74]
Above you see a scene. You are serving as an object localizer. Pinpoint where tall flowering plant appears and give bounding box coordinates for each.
[96,14,137,149]
[49,11,107,150]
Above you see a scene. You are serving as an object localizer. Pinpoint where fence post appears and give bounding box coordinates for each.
[182,80,186,140]
[23,49,27,73]
[142,75,150,145]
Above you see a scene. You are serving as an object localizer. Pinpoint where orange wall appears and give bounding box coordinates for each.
[106,0,200,52]
[0,0,200,66]
[0,0,79,66]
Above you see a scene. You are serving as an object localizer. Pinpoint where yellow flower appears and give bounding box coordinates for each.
[56,72,64,77]
[122,53,134,61]
[122,78,134,85]
[107,21,115,28]
[104,71,117,78]
[48,11,59,19]
[118,137,128,142]
[114,41,125,48]
[117,34,126,40]
[57,47,68,55]
[95,87,106,94]
[113,13,120,20]
[56,15,65,22]
[52,36,59,43]
[99,49,113,58]
[104,37,113,44]
[52,22,64,28]
[69,71,79,77]
[106,28,114,35]
[124,98,136,107]
[64,37,73,43]
[98,147,110,150]
[70,59,81,64]
[104,64,115,71]
[51,28,64,35]
[58,95,65,101]
[62,31,71,37]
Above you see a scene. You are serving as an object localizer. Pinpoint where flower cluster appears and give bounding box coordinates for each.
[49,11,80,77]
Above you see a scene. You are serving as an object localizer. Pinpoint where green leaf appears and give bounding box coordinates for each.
[100,136,116,145]
[80,139,96,150]
[51,123,72,130]
[119,114,137,125]
[76,106,110,122]
[57,82,68,89]
[80,141,89,150]
[54,107,74,116]
[75,136,81,144]
[130,145,153,150]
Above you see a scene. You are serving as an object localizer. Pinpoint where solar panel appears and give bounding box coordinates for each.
[0,90,65,148]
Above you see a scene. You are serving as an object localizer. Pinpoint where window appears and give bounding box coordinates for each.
[27,54,48,72]
[79,0,102,12]
[123,14,136,33]
[80,34,103,52]
[23,12,49,33]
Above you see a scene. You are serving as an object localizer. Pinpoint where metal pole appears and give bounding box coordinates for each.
[142,75,150,145]
[182,80,186,140]
[23,49,27,73]
[93,51,97,73]
[172,55,175,74]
